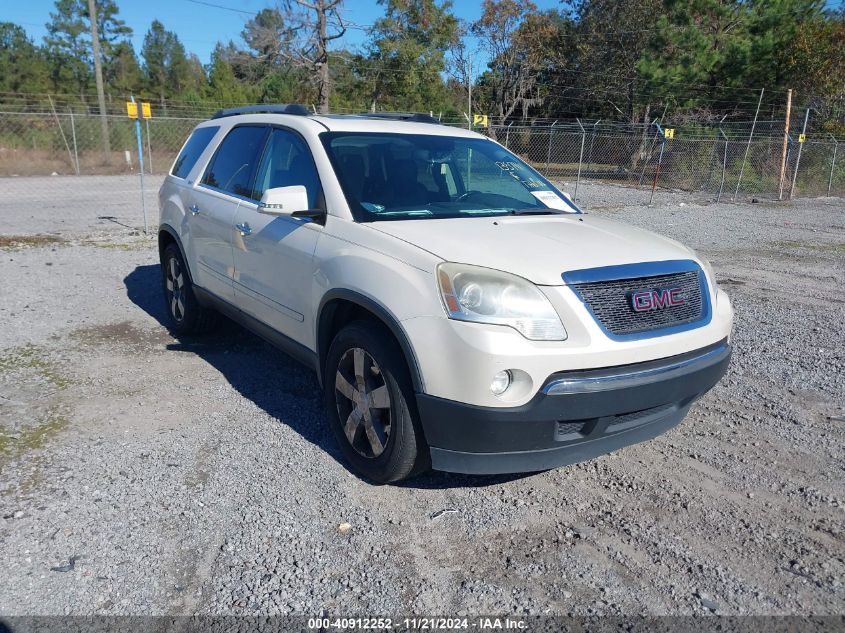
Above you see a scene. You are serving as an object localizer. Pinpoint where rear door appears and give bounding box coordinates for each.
[189,124,269,299]
[232,126,325,342]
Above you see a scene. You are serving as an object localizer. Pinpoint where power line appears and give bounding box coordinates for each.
[183,0,254,15]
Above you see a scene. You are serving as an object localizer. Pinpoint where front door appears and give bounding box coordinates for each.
[232,127,324,343]
[190,124,270,299]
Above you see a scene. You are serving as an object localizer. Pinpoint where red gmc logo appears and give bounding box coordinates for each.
[630,288,686,312]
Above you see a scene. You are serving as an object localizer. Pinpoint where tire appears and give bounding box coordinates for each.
[161,243,217,335]
[324,321,430,483]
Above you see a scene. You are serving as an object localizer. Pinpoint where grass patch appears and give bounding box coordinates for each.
[81,238,151,251]
[0,344,72,389]
[0,408,68,459]
[0,234,65,250]
[774,240,845,253]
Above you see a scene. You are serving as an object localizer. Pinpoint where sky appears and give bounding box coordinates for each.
[6,0,565,66]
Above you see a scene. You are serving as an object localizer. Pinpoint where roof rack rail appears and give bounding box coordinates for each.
[357,112,440,124]
[211,104,312,119]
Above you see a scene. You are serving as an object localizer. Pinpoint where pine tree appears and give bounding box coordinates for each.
[43,0,132,98]
[141,20,191,108]
[368,0,459,112]
[0,22,51,94]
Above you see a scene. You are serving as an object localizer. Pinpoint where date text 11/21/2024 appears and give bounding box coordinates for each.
[306,616,528,630]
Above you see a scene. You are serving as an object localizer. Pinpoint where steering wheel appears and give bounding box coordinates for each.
[456,190,485,202]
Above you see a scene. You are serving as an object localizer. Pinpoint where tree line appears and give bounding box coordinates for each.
[1,0,843,128]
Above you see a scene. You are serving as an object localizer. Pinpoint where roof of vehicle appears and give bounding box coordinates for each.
[205,104,485,139]
[311,114,482,137]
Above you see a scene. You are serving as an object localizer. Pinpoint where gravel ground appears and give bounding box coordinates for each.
[0,175,843,617]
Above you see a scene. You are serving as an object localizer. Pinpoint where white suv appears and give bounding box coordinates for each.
[158,105,733,483]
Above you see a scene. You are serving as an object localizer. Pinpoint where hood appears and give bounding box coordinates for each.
[369,214,696,286]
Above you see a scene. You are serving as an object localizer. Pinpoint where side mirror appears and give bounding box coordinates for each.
[257,185,308,216]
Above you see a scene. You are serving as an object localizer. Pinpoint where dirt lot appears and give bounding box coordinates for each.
[0,176,843,617]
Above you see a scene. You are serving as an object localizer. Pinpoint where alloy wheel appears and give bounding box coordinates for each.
[165,256,186,322]
[334,347,392,458]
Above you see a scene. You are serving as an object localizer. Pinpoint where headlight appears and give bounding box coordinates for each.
[695,253,717,300]
[437,262,567,341]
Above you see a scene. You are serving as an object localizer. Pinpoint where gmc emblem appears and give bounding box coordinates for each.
[630,288,685,312]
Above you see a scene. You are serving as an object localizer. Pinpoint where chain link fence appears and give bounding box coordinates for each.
[0,110,842,233]
[0,111,198,177]
[493,121,844,204]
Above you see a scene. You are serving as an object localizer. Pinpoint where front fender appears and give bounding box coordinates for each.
[313,250,443,392]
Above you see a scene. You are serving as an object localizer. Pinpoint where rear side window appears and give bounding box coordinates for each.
[171,126,219,179]
[202,125,269,198]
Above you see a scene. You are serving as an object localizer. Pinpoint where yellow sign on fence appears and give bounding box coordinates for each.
[664,128,675,139]
[473,113,488,127]
[126,101,138,118]
[798,133,806,143]
[141,102,152,119]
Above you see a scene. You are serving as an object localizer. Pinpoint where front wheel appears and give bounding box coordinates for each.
[324,321,429,483]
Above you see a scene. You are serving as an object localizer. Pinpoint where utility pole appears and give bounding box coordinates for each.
[87,0,111,162]
[778,89,793,200]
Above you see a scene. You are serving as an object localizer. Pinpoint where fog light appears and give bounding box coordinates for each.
[490,370,513,395]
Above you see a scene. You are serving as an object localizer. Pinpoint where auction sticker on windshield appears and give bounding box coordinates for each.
[530,190,571,210]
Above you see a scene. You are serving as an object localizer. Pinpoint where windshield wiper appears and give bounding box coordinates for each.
[510,208,561,216]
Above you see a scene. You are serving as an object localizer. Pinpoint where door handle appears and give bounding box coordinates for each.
[236,222,252,236]
[189,204,201,216]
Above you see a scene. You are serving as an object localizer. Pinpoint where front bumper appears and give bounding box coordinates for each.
[416,339,731,474]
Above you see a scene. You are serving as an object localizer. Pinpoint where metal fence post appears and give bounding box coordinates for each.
[789,108,810,200]
[545,121,557,174]
[585,119,600,178]
[574,118,586,201]
[131,96,149,234]
[717,129,729,203]
[829,133,838,196]
[505,121,513,149]
[649,121,666,205]
[733,88,764,201]
[68,107,80,176]
[639,119,660,186]
[47,95,76,175]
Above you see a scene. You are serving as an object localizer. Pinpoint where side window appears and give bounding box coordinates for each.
[202,125,269,198]
[171,126,219,179]
[253,128,322,208]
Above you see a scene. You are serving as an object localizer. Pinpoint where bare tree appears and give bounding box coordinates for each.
[446,21,473,107]
[280,0,346,113]
[243,8,289,62]
[472,0,555,124]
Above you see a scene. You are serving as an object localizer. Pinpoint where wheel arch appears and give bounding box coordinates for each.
[317,290,424,393]
[158,224,194,283]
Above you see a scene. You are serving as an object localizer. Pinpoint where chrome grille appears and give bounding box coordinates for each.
[571,270,704,336]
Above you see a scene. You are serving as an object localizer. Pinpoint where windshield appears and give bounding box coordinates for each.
[320,132,581,221]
